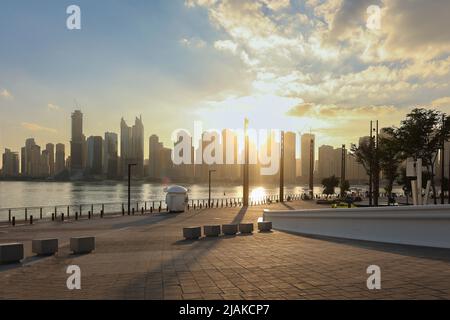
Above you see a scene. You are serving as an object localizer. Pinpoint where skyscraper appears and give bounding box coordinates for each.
[24,138,36,176]
[55,143,66,175]
[318,145,334,179]
[301,133,315,181]
[149,134,163,179]
[87,136,103,175]
[70,110,86,172]
[120,116,144,177]
[284,131,296,184]
[46,143,55,176]
[104,132,118,178]
[1,149,19,177]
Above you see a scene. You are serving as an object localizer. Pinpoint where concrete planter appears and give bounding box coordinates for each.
[204,225,221,237]
[32,239,59,256]
[70,237,95,254]
[222,224,238,235]
[183,227,201,240]
[258,221,272,232]
[239,223,254,234]
[0,243,24,264]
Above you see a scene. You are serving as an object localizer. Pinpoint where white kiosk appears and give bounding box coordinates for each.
[165,185,189,213]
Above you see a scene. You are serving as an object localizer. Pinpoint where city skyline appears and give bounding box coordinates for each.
[2,1,450,169]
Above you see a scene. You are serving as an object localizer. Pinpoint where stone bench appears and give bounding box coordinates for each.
[222,224,238,235]
[0,243,24,264]
[239,223,254,234]
[70,237,95,254]
[32,238,59,256]
[258,221,272,232]
[183,227,201,240]
[204,225,221,237]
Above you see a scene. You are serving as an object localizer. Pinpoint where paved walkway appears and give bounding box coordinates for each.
[1,201,450,300]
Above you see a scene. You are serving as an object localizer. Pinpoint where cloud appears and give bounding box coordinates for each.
[21,122,57,133]
[0,88,13,99]
[180,37,207,49]
[432,97,450,108]
[47,103,60,111]
[214,40,238,54]
[286,102,397,119]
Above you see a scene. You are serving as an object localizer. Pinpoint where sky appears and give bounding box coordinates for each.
[1,0,450,167]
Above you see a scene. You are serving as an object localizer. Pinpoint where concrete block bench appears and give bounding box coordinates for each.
[183,227,201,240]
[70,237,95,254]
[258,221,272,232]
[0,243,24,264]
[239,223,254,234]
[204,225,221,237]
[222,224,238,235]
[32,239,59,256]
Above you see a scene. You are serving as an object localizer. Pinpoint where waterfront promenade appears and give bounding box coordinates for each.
[1,200,450,300]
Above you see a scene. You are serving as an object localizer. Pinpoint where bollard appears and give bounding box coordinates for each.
[122,204,125,216]
[101,210,104,218]
[8,209,11,223]
[25,208,28,221]
[187,204,190,211]
[136,202,139,212]
[141,207,144,215]
[52,213,55,221]
[150,207,153,213]
[88,211,91,219]
[145,202,147,212]
[54,207,57,216]
[75,212,78,220]
[132,208,135,215]
[102,204,105,214]
[67,206,70,217]
[194,204,196,210]
[30,215,33,225]
[61,213,64,222]
[80,205,82,217]
[158,206,161,212]
[40,208,43,220]
[12,216,16,227]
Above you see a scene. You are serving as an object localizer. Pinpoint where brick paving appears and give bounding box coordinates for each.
[1,200,450,300]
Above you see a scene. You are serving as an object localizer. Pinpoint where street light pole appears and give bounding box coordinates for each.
[128,163,137,215]
[208,169,216,208]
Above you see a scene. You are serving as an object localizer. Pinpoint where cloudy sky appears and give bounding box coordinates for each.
[1,0,450,166]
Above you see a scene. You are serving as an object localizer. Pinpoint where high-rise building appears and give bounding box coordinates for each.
[87,136,103,175]
[70,110,86,172]
[55,143,66,175]
[1,149,19,177]
[46,143,55,176]
[149,134,163,179]
[30,144,41,178]
[301,133,315,180]
[121,117,144,177]
[318,145,334,179]
[284,132,296,184]
[23,138,36,176]
[40,150,50,177]
[104,132,118,178]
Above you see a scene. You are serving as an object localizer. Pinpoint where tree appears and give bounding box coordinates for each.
[351,136,380,205]
[378,128,402,197]
[341,180,350,195]
[322,175,339,195]
[395,108,450,204]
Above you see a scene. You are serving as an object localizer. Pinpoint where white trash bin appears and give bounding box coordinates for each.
[165,185,189,213]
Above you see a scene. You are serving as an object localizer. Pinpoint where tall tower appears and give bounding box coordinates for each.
[55,143,65,174]
[46,143,55,176]
[70,110,86,172]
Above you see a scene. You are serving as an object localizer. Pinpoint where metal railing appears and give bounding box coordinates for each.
[0,193,308,226]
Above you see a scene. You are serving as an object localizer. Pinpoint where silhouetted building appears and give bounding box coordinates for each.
[120,116,144,178]
[2,149,19,177]
[87,136,103,175]
[284,131,296,184]
[104,132,118,178]
[55,143,66,174]
[70,110,86,173]
[149,134,163,179]
[301,134,315,180]
[46,143,55,176]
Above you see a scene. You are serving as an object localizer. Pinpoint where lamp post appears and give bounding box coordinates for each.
[128,163,137,215]
[243,118,249,207]
[279,131,285,203]
[208,169,217,208]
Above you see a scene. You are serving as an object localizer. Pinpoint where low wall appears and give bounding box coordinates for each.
[263,205,450,249]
